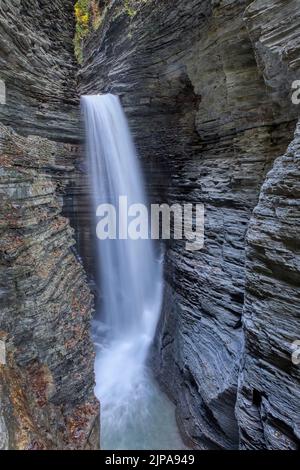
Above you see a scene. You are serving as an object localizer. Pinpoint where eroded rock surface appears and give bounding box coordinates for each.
[0,0,99,449]
[237,122,300,450]
[237,0,300,449]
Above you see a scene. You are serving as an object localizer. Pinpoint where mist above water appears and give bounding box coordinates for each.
[81,94,183,449]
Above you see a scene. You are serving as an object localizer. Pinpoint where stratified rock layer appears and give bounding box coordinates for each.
[79,0,300,449]
[0,0,99,449]
[237,0,300,449]
[237,122,300,450]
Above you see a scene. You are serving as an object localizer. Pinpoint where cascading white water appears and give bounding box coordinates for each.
[81,94,184,450]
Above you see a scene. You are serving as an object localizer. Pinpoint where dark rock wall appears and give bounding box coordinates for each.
[0,0,99,449]
[237,0,300,449]
[79,0,300,449]
[237,121,300,450]
[0,0,78,141]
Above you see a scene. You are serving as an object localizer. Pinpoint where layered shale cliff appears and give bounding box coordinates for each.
[0,0,99,449]
[237,2,300,448]
[79,0,300,449]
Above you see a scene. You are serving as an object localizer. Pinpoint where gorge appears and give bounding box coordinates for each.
[1,0,300,451]
[82,94,182,450]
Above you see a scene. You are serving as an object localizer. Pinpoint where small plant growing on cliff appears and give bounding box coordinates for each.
[124,0,137,17]
[91,0,103,30]
[124,0,149,18]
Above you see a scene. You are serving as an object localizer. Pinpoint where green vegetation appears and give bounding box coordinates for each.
[124,0,149,18]
[74,0,90,64]
[124,0,137,17]
[74,0,103,64]
[74,1,150,63]
[90,0,103,30]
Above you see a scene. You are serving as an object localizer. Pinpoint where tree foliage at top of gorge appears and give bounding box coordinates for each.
[74,0,103,63]
[74,0,149,63]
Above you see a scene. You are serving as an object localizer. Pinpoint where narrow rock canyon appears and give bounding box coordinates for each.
[0,0,299,450]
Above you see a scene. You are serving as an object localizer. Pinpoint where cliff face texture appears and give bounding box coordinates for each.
[237,1,300,449]
[0,0,99,449]
[79,0,300,449]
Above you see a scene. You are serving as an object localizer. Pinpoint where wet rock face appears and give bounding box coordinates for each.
[0,0,99,449]
[237,123,300,450]
[237,0,300,449]
[80,0,300,449]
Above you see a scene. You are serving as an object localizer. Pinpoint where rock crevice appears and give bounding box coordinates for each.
[79,0,300,450]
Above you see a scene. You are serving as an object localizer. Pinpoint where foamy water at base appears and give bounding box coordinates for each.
[94,337,185,451]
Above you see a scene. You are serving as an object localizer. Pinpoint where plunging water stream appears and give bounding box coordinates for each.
[81,94,184,450]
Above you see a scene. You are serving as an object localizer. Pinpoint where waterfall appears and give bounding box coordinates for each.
[81,94,162,339]
[81,94,178,450]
